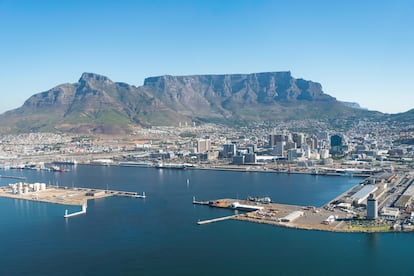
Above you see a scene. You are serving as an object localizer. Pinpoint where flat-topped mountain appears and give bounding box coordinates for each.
[142,72,340,121]
[0,71,379,134]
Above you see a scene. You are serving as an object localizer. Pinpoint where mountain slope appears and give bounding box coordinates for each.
[0,71,381,134]
[0,73,185,134]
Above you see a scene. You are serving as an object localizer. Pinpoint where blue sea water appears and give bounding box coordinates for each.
[0,166,412,276]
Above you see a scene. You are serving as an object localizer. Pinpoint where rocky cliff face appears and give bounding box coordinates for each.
[142,71,337,121]
[0,71,372,134]
[143,71,334,104]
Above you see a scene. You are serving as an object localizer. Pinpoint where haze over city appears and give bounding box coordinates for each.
[1,0,413,114]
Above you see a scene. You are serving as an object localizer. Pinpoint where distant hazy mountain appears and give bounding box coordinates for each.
[340,101,367,110]
[0,72,380,134]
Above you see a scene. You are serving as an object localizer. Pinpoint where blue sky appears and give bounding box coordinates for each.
[1,0,413,114]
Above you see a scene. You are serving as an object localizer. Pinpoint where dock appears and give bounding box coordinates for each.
[197,215,238,225]
[112,191,146,199]
[64,204,87,218]
[194,198,353,231]
[192,196,209,205]
[0,175,26,180]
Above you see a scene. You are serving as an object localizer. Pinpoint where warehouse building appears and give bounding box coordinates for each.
[281,211,304,222]
[351,185,378,206]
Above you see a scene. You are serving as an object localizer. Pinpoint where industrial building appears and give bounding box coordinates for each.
[381,207,400,220]
[393,180,414,209]
[85,190,106,197]
[351,185,378,205]
[281,211,304,222]
[229,202,263,212]
[394,195,412,209]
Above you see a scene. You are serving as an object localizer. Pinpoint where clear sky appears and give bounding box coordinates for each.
[1,0,413,114]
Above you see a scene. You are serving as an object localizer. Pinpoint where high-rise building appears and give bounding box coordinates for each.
[307,136,318,150]
[330,134,343,155]
[197,139,211,153]
[367,193,378,220]
[275,141,285,156]
[268,134,286,147]
[288,148,303,161]
[246,144,257,154]
[222,143,237,158]
[319,149,330,159]
[293,133,305,148]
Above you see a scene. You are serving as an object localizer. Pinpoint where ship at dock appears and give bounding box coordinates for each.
[155,163,186,169]
[49,165,69,172]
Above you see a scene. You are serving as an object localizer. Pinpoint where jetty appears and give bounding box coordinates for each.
[192,196,209,205]
[0,175,26,180]
[197,215,238,225]
[64,204,87,218]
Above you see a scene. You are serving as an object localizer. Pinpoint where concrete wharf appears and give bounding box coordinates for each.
[192,196,209,205]
[197,215,238,225]
[64,204,87,218]
[0,185,146,218]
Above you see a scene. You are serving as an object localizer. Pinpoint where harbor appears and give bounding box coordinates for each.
[194,171,414,233]
[0,163,411,275]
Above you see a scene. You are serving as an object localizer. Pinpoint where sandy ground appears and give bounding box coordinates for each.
[0,186,111,206]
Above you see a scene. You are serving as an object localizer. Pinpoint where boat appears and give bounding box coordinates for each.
[155,163,186,169]
[49,165,69,172]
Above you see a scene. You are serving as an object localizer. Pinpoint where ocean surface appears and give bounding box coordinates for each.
[0,165,412,276]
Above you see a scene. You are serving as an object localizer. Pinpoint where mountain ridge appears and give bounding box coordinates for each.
[0,71,387,134]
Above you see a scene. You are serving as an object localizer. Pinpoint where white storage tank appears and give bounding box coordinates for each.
[40,183,46,190]
[23,186,29,194]
[33,183,40,192]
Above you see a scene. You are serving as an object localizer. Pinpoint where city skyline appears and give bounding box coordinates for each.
[1,0,413,114]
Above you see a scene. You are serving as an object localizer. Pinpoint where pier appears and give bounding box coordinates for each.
[112,191,146,199]
[64,204,87,218]
[192,196,209,205]
[197,215,238,225]
[0,175,26,180]
[194,198,354,231]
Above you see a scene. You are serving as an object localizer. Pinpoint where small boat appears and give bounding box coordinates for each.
[49,165,69,172]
